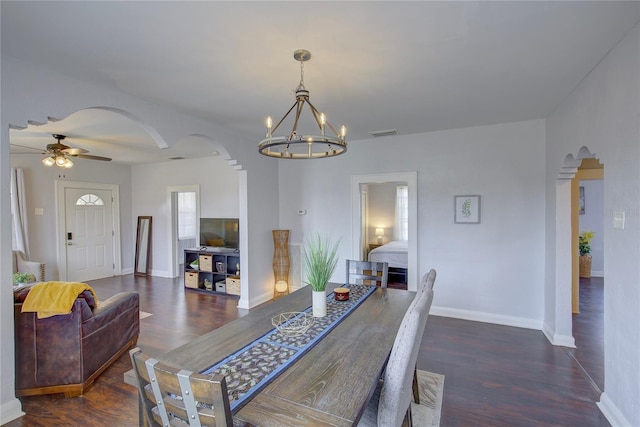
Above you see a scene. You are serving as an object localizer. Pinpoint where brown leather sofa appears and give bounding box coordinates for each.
[13,286,140,397]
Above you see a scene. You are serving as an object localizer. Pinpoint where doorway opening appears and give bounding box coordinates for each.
[350,172,418,291]
[569,157,604,393]
[167,185,200,278]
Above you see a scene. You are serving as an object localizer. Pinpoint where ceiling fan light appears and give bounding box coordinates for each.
[55,155,67,166]
[63,158,73,168]
[42,156,55,167]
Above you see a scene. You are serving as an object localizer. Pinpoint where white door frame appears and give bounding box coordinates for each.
[167,185,200,278]
[351,172,418,291]
[56,180,121,281]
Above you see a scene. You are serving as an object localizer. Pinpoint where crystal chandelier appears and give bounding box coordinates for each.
[258,50,347,159]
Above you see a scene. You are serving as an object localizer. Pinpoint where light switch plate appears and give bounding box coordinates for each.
[35,208,44,216]
[613,211,625,229]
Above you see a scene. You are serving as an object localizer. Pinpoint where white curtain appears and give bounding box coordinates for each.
[395,185,409,241]
[10,168,30,257]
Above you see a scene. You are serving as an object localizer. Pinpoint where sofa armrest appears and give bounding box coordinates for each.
[81,292,139,379]
[92,291,138,318]
[84,292,139,335]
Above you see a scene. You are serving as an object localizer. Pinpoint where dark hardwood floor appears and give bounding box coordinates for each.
[6,275,609,426]
[567,277,604,392]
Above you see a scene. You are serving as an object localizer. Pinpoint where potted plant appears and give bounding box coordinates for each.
[13,272,36,286]
[579,231,595,278]
[189,258,199,270]
[303,233,341,317]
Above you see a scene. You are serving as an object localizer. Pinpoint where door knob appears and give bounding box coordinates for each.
[67,242,73,246]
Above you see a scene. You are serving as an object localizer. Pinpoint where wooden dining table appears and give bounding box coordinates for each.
[125,283,414,426]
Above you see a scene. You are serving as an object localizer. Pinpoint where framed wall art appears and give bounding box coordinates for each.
[454,195,481,224]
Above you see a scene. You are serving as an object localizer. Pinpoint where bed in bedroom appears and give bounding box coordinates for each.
[368,240,408,283]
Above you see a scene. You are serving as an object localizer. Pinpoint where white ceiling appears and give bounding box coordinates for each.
[3,1,639,164]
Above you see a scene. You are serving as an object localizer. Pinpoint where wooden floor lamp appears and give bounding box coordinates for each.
[272,230,290,299]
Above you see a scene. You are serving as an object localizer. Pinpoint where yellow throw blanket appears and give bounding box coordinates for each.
[21,281,98,319]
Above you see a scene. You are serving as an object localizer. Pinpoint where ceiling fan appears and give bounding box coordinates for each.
[16,134,112,168]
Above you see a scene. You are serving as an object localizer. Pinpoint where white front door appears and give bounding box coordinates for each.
[64,187,115,282]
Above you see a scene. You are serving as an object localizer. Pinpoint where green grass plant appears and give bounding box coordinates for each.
[303,233,341,292]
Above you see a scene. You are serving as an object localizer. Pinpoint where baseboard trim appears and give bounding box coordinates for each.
[598,392,632,427]
[429,305,543,330]
[150,269,170,278]
[0,397,25,424]
[542,322,576,348]
[246,289,274,310]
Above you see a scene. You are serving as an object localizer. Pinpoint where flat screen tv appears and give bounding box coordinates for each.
[199,218,239,249]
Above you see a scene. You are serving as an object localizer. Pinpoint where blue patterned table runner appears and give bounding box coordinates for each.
[201,284,376,411]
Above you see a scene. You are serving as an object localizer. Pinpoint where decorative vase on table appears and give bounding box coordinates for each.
[312,289,327,317]
[303,233,341,318]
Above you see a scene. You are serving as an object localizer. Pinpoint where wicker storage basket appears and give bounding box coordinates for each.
[185,271,199,288]
[226,276,240,295]
[198,254,213,272]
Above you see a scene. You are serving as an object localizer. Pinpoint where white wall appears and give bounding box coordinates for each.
[545,24,640,427]
[10,154,134,278]
[279,119,546,328]
[131,156,239,277]
[579,179,604,274]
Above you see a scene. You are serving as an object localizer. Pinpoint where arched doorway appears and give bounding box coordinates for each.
[9,108,243,283]
[570,157,605,393]
[552,146,604,391]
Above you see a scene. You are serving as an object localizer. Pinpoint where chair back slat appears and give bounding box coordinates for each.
[130,347,232,427]
[346,260,389,288]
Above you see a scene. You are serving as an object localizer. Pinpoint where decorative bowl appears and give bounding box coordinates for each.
[334,287,350,301]
[272,312,314,336]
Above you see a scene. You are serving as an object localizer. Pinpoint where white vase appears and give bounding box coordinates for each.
[312,289,327,317]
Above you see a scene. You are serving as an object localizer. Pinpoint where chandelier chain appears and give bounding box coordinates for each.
[297,60,305,91]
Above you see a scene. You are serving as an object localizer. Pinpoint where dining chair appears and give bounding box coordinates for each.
[129,347,233,427]
[346,259,389,288]
[422,268,437,290]
[410,268,436,403]
[358,288,434,426]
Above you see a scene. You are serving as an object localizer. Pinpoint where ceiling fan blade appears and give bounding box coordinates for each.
[73,154,112,162]
[62,147,89,155]
[10,143,46,153]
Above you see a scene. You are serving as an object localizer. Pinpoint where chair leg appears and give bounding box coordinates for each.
[401,404,413,427]
[412,367,420,404]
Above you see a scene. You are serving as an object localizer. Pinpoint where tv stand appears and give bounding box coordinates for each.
[200,246,238,253]
[184,248,240,296]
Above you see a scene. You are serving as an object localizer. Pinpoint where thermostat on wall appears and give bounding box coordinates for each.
[613,211,625,229]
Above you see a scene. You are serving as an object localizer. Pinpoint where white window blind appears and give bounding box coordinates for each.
[178,192,196,240]
[395,185,409,241]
